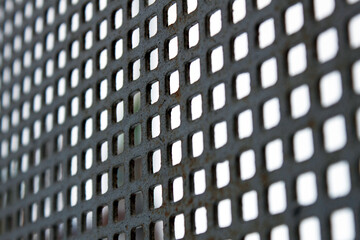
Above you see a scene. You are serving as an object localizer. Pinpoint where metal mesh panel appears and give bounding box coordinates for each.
[1,0,360,239]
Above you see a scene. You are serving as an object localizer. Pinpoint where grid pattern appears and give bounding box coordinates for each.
[1,0,360,239]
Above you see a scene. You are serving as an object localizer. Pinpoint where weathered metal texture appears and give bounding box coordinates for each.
[0,0,360,239]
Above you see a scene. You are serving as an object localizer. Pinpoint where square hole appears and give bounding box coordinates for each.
[288,43,307,76]
[114,8,123,29]
[210,46,224,73]
[71,97,79,117]
[83,211,93,231]
[85,30,93,50]
[83,178,93,201]
[168,70,179,95]
[84,2,93,22]
[99,49,108,70]
[239,149,255,180]
[265,139,283,172]
[330,208,355,240]
[130,28,140,49]
[100,141,108,162]
[147,15,157,38]
[170,140,182,166]
[131,124,142,146]
[131,191,144,215]
[187,23,199,48]
[71,13,79,32]
[261,57,277,88]
[313,0,334,21]
[152,220,164,240]
[84,148,93,170]
[114,101,124,122]
[258,18,275,48]
[97,205,108,227]
[130,0,139,18]
[215,160,230,188]
[148,0,156,5]
[114,233,126,240]
[69,155,78,176]
[84,117,93,139]
[194,207,207,234]
[167,36,178,60]
[98,172,108,195]
[299,217,321,240]
[169,105,181,129]
[113,165,125,188]
[271,225,289,240]
[68,216,78,236]
[217,199,232,228]
[150,115,160,138]
[131,91,141,113]
[115,69,124,91]
[188,58,201,84]
[71,41,79,59]
[237,109,253,139]
[268,181,287,215]
[98,0,107,11]
[172,214,185,239]
[296,171,317,206]
[70,126,79,146]
[114,132,124,155]
[150,149,161,174]
[213,121,227,149]
[99,110,108,131]
[114,39,123,60]
[148,48,159,71]
[99,19,107,40]
[84,58,93,79]
[234,32,248,61]
[148,81,159,104]
[263,98,280,129]
[130,158,142,181]
[70,185,78,206]
[285,3,304,35]
[186,0,197,14]
[212,82,226,110]
[293,127,314,162]
[320,71,342,107]
[131,59,141,81]
[323,115,347,152]
[191,131,204,157]
[290,84,310,119]
[167,2,177,26]
[190,94,202,120]
[317,28,338,63]
[114,198,125,222]
[151,184,163,209]
[235,72,251,99]
[257,0,271,9]
[352,60,360,94]
[349,14,360,48]
[327,160,351,198]
[192,169,206,195]
[242,190,258,221]
[232,0,246,24]
[245,233,260,240]
[171,176,183,202]
[209,10,222,36]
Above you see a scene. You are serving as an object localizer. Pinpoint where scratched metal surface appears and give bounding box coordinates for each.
[0,0,360,239]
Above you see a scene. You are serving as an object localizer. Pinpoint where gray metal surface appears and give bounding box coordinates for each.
[0,0,360,239]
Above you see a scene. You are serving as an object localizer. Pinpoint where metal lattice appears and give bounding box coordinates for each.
[1,0,360,239]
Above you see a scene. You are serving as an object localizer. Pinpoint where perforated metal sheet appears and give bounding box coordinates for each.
[1,0,360,239]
